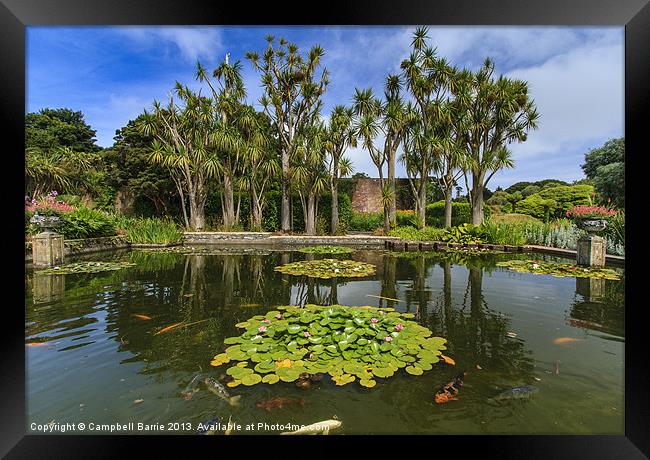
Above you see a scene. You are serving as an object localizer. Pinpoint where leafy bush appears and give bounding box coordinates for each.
[425,201,491,227]
[488,213,541,224]
[480,222,527,245]
[349,212,383,231]
[123,218,183,244]
[387,226,446,241]
[517,184,594,220]
[440,224,486,244]
[57,207,116,239]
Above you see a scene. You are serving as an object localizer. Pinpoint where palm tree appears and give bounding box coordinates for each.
[453,59,539,224]
[246,36,329,233]
[292,118,329,235]
[25,146,94,199]
[325,105,356,235]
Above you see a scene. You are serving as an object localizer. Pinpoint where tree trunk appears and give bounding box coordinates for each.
[388,152,397,229]
[281,148,291,233]
[417,177,427,229]
[222,174,235,230]
[330,178,339,236]
[444,186,453,228]
[250,188,263,231]
[188,194,205,231]
[470,173,485,225]
[304,193,316,235]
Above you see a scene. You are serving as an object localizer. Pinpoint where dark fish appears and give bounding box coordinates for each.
[204,378,241,406]
[434,371,465,404]
[490,385,539,402]
[181,373,202,400]
[256,397,305,411]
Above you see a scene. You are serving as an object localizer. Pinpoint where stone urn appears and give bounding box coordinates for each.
[577,218,608,234]
[30,213,62,232]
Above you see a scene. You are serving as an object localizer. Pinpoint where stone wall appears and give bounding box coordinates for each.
[351,179,384,213]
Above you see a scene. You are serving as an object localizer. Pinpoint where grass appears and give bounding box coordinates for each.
[488,213,541,224]
[387,226,446,241]
[122,218,184,245]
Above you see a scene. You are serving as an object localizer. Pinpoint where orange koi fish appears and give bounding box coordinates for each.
[434,371,466,404]
[552,337,583,345]
[154,323,183,335]
[132,314,152,320]
[26,342,48,347]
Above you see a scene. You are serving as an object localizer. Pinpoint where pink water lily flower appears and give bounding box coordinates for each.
[303,331,311,338]
[274,314,283,320]
[258,326,267,333]
[383,336,393,342]
[370,318,378,324]
[394,323,404,331]
[262,319,271,324]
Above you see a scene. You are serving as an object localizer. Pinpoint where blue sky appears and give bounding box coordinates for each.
[26,26,624,190]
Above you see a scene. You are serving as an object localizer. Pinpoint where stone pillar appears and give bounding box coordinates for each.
[576,235,606,267]
[32,231,64,268]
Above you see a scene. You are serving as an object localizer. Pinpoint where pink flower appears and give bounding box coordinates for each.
[262,319,271,324]
[274,314,283,320]
[303,332,311,338]
[258,326,267,333]
[370,318,378,324]
[383,336,393,342]
[394,323,404,331]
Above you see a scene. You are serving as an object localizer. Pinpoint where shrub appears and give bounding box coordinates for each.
[387,226,446,241]
[480,222,527,246]
[517,184,594,220]
[488,213,541,224]
[349,212,383,231]
[123,218,183,244]
[57,207,116,239]
[425,201,491,227]
[440,224,487,244]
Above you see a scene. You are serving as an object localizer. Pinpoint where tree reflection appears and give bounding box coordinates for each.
[569,276,624,337]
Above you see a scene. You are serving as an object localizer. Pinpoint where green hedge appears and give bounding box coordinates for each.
[517,185,594,220]
[56,207,117,239]
[425,200,491,227]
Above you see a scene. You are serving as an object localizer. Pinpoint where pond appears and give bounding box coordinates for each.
[25,247,624,435]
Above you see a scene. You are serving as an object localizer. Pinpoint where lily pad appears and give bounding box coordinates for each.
[37,261,136,275]
[497,259,621,280]
[274,259,376,279]
[298,245,355,255]
[212,304,449,388]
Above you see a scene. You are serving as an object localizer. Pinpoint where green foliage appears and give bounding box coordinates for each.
[581,138,624,208]
[122,218,183,244]
[57,207,116,239]
[479,221,527,246]
[387,226,446,241]
[349,212,384,231]
[211,304,448,388]
[425,200,491,227]
[505,179,568,194]
[517,185,594,220]
[25,108,100,153]
[440,223,486,244]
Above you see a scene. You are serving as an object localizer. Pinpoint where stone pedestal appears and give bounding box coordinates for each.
[32,231,64,268]
[576,235,606,267]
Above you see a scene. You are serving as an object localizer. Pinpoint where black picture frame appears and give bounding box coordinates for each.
[2,0,648,457]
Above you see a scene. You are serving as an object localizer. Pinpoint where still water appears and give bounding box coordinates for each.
[25,248,624,434]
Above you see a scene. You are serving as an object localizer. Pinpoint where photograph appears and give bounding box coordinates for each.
[3,0,648,455]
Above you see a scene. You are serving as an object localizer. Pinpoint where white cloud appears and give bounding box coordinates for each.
[119,26,223,63]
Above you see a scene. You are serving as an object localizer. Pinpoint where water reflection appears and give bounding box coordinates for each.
[25,248,624,434]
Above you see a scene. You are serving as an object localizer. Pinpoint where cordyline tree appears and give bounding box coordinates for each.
[453,58,539,224]
[140,83,219,230]
[197,57,267,229]
[324,105,356,235]
[400,27,456,229]
[292,117,329,235]
[353,81,412,233]
[246,36,329,233]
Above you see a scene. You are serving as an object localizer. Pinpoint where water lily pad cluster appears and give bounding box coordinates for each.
[36,261,136,275]
[297,245,355,255]
[210,304,448,388]
[274,259,376,279]
[497,260,621,280]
